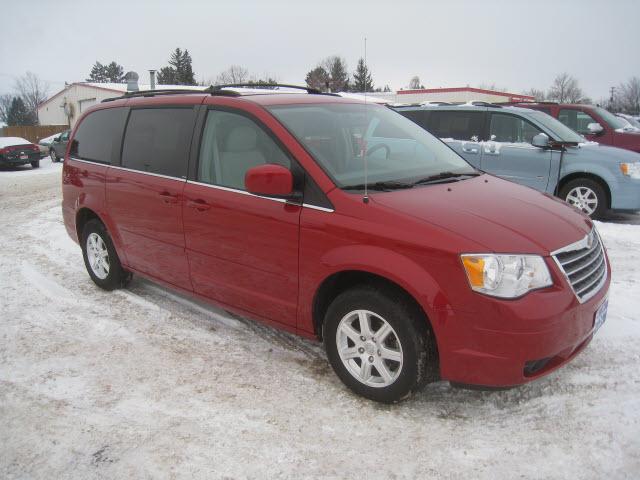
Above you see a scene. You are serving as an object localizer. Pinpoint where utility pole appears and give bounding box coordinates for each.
[609,86,616,110]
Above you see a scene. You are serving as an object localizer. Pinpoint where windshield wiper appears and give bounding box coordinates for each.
[342,180,414,191]
[411,171,481,186]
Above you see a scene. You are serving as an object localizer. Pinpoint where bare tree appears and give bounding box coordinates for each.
[322,56,349,92]
[14,72,49,124]
[408,76,423,89]
[0,94,13,124]
[617,77,640,114]
[522,88,546,101]
[215,65,249,85]
[547,73,588,103]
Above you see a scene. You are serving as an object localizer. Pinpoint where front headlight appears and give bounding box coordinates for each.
[460,254,552,298]
[620,162,640,179]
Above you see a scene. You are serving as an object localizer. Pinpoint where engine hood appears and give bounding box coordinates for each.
[577,142,640,161]
[370,174,592,255]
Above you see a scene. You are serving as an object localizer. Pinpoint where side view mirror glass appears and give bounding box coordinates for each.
[532,133,550,148]
[245,164,294,198]
[587,122,604,134]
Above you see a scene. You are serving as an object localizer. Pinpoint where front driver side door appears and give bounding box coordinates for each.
[481,112,552,191]
[183,107,301,328]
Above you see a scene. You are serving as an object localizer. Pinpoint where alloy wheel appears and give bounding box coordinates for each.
[336,309,403,388]
[565,186,598,216]
[86,232,110,280]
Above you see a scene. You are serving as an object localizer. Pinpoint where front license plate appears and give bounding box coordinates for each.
[594,299,608,333]
[19,154,28,160]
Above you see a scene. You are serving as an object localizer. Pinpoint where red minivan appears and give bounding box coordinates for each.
[514,102,640,153]
[62,86,610,402]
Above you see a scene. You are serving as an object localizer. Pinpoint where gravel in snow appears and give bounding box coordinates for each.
[0,158,638,479]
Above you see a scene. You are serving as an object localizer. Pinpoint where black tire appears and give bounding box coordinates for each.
[50,149,57,162]
[323,285,436,403]
[559,178,607,219]
[81,219,130,290]
[30,160,40,168]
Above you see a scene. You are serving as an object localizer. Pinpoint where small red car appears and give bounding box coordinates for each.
[514,102,640,153]
[62,86,610,402]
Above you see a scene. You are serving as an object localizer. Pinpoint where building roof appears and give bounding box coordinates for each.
[38,82,208,109]
[397,87,535,101]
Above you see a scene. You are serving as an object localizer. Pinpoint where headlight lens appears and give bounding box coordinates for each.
[620,162,640,179]
[460,254,552,298]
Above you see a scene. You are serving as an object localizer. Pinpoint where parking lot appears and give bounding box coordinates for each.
[0,158,637,479]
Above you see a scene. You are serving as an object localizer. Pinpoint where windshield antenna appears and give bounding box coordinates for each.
[363,37,369,204]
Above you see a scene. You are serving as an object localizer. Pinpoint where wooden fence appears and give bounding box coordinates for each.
[1,125,69,143]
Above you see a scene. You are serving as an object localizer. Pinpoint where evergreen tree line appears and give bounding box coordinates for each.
[0,72,49,127]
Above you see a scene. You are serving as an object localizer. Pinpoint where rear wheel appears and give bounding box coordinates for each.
[30,160,40,168]
[50,149,57,162]
[81,219,130,290]
[559,178,606,219]
[323,285,436,403]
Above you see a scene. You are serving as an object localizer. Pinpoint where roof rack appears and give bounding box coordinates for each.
[102,87,239,103]
[210,83,331,95]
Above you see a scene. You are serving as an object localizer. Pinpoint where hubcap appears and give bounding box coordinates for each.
[336,309,403,388]
[86,232,110,280]
[50,150,56,161]
[566,186,598,216]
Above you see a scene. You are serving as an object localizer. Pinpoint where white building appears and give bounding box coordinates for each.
[37,82,206,127]
[391,87,535,105]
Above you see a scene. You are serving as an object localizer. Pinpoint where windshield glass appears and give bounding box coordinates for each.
[526,110,585,143]
[591,106,627,130]
[268,103,476,188]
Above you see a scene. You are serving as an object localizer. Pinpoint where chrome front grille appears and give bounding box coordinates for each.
[552,230,607,303]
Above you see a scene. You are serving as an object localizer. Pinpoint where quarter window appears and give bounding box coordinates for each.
[425,111,484,141]
[121,108,195,178]
[198,110,290,191]
[489,113,542,144]
[558,109,599,136]
[70,107,127,163]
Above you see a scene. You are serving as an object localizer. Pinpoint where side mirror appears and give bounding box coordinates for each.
[587,123,604,135]
[245,164,294,198]
[532,133,550,148]
[54,136,61,142]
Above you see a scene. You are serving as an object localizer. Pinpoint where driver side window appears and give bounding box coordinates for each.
[489,113,542,144]
[198,110,290,191]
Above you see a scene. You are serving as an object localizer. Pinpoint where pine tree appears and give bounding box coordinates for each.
[156,66,177,85]
[86,62,108,82]
[352,58,374,92]
[305,66,330,92]
[324,56,349,92]
[104,62,125,83]
[178,50,196,85]
[7,97,35,126]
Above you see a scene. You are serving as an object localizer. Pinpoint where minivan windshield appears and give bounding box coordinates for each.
[268,103,476,189]
[526,110,586,143]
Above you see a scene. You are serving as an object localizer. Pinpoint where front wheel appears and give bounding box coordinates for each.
[50,149,57,162]
[559,178,607,219]
[30,160,40,168]
[81,219,130,290]
[323,286,436,403]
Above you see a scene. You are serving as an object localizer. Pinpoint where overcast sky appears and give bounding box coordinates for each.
[1,0,638,101]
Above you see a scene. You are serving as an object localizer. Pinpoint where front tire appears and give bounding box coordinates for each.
[559,178,606,219]
[30,160,40,168]
[50,149,57,162]
[323,285,436,403]
[81,219,130,290]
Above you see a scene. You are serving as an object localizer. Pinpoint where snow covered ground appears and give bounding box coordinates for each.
[1,160,639,479]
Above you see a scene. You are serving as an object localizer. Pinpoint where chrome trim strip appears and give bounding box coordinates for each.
[550,231,594,256]
[302,203,334,213]
[69,156,109,167]
[108,164,186,182]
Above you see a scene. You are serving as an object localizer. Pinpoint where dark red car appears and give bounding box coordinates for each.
[513,102,640,153]
[62,86,610,402]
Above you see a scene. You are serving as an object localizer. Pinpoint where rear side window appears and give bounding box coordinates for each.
[426,110,484,141]
[121,108,196,178]
[70,108,127,163]
[398,110,429,130]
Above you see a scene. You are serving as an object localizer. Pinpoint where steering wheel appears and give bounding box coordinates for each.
[365,143,391,160]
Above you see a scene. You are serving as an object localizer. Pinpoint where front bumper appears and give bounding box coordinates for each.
[611,178,640,211]
[437,259,610,387]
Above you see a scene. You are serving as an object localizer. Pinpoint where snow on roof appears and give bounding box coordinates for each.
[336,92,390,104]
[0,137,32,148]
[81,82,208,92]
